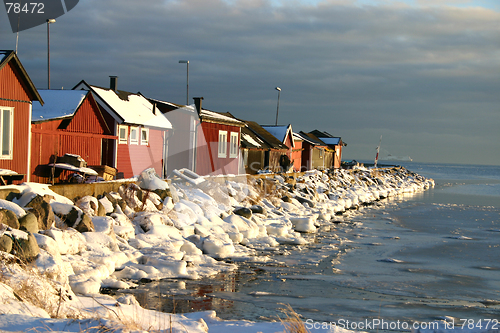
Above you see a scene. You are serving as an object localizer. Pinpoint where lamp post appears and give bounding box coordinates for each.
[47,18,56,89]
[179,60,189,105]
[274,87,281,126]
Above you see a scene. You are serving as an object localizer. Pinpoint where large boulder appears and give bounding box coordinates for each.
[24,194,55,230]
[0,209,19,229]
[250,205,267,216]
[19,212,39,234]
[233,207,252,219]
[0,234,12,253]
[12,232,40,261]
[51,202,95,233]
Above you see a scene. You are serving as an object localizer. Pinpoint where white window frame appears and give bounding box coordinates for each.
[229,132,239,158]
[130,126,139,145]
[218,130,228,158]
[118,125,128,145]
[141,127,149,145]
[0,107,14,160]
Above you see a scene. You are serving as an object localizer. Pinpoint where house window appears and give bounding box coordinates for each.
[0,107,13,159]
[130,126,139,145]
[229,132,239,158]
[141,127,149,145]
[118,125,128,144]
[218,130,227,158]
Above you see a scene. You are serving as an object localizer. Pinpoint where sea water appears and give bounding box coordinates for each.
[123,162,500,331]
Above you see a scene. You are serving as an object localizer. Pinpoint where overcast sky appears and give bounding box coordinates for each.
[1,0,499,165]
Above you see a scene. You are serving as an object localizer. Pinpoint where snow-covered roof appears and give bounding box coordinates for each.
[86,85,172,129]
[261,125,290,143]
[32,90,87,121]
[200,109,245,126]
[241,131,265,148]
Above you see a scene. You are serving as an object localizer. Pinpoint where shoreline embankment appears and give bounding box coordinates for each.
[0,166,434,333]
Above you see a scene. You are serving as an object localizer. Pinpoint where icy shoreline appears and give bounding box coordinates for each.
[0,166,436,332]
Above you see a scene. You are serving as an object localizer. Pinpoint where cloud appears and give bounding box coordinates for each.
[1,0,499,164]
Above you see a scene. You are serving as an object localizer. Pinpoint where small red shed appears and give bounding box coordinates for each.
[74,79,172,179]
[30,89,117,183]
[0,50,43,183]
[196,107,245,176]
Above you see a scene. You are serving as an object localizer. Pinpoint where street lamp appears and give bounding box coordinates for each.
[47,18,56,89]
[179,60,189,105]
[275,87,281,126]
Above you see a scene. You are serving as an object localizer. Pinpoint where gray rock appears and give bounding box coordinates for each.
[294,196,315,208]
[0,209,19,229]
[19,212,39,234]
[97,201,107,217]
[58,207,95,233]
[0,235,12,253]
[12,232,39,261]
[250,205,267,216]
[24,194,55,230]
[103,192,118,207]
[233,207,252,219]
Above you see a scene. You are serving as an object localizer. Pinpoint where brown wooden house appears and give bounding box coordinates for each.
[296,131,333,171]
[0,50,43,183]
[238,121,290,174]
[30,89,117,183]
[308,130,346,169]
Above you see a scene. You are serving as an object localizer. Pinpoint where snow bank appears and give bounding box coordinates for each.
[0,166,435,333]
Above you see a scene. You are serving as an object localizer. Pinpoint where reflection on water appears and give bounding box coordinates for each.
[111,272,237,314]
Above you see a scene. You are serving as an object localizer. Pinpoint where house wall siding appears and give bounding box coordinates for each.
[117,126,165,178]
[65,95,107,134]
[163,111,194,175]
[292,140,302,172]
[196,122,240,176]
[0,61,32,180]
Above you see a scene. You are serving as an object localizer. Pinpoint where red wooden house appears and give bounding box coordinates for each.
[145,98,245,177]
[30,89,116,183]
[0,50,43,183]
[195,101,245,176]
[74,79,172,178]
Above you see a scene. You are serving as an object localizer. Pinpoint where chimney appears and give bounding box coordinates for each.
[193,97,203,117]
[109,76,118,91]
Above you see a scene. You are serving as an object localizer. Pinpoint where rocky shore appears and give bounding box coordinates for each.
[0,166,434,332]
